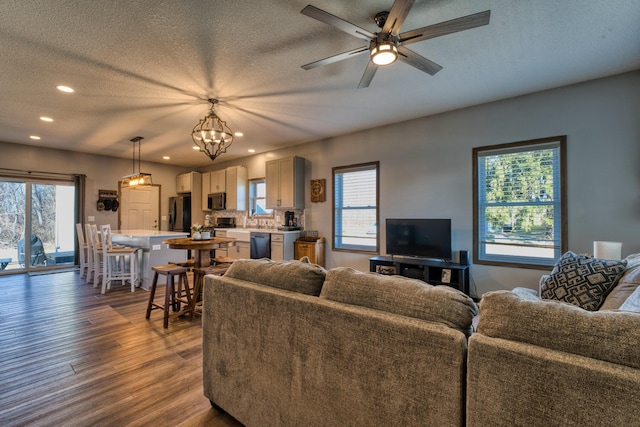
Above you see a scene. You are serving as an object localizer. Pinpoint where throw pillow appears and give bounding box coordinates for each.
[541,251,627,311]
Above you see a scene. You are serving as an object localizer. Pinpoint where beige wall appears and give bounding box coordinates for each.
[202,71,640,296]
[0,144,192,231]
[2,71,639,295]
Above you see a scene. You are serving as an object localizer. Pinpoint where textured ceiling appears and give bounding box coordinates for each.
[1,0,639,167]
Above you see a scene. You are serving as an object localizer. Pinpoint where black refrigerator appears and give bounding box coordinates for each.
[168,195,191,232]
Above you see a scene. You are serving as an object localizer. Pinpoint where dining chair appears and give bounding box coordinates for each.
[84,223,98,285]
[99,224,138,294]
[76,223,89,281]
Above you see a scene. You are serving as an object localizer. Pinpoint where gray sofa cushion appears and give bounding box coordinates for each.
[601,253,640,310]
[540,251,627,310]
[478,290,640,369]
[319,267,478,333]
[223,258,327,296]
[618,286,640,312]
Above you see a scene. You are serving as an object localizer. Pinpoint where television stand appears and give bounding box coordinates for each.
[369,255,470,296]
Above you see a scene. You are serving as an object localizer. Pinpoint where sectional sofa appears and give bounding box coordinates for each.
[202,256,640,427]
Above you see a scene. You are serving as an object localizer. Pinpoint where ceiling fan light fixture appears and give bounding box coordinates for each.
[192,98,234,162]
[371,42,398,66]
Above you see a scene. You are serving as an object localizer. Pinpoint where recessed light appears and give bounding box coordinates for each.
[234,132,244,137]
[193,146,200,150]
[56,85,74,93]
[40,116,54,122]
[30,135,41,140]
[248,149,256,153]
[163,156,170,160]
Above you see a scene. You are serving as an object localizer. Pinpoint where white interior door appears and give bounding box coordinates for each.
[119,185,160,230]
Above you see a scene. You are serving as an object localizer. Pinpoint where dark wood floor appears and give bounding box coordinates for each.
[0,270,243,427]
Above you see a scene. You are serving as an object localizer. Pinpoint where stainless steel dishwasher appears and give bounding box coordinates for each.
[250,232,271,259]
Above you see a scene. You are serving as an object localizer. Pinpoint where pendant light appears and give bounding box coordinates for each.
[121,136,152,188]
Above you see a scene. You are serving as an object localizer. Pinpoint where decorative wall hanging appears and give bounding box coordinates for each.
[311,179,326,203]
[97,190,119,212]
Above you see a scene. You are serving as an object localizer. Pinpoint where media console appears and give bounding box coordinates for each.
[369,255,470,296]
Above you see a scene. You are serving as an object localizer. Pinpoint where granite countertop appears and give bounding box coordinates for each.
[213,228,301,234]
[113,229,189,237]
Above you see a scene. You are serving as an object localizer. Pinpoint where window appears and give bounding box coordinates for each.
[473,136,566,268]
[333,162,379,253]
[249,179,272,216]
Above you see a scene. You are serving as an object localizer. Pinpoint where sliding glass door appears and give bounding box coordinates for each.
[0,178,76,273]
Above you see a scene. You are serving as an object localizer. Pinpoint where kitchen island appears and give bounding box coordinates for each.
[111,230,189,289]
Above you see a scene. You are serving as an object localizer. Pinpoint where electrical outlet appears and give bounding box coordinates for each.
[88,216,95,222]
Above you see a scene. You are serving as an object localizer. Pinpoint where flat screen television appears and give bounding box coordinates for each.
[386,218,452,261]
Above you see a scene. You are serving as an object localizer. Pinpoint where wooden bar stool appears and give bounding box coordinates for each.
[190,265,230,321]
[169,258,195,268]
[146,264,191,328]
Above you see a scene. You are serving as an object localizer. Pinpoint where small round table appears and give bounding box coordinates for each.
[162,237,236,268]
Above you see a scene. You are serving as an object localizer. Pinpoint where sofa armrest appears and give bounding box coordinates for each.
[477,291,640,369]
[467,333,640,427]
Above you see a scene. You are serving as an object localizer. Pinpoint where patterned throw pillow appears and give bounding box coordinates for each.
[541,251,627,311]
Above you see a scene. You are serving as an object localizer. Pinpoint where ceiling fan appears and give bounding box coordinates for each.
[301,0,490,88]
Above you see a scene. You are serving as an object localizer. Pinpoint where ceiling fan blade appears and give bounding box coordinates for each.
[382,0,415,36]
[301,46,369,70]
[400,10,491,45]
[301,5,376,41]
[357,61,378,89]
[397,46,442,75]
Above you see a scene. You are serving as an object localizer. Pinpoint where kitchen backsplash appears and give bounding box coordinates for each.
[206,209,305,229]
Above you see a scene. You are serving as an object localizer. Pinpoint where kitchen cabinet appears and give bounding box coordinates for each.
[228,241,250,260]
[271,232,300,261]
[294,237,325,267]
[214,230,228,258]
[266,156,305,209]
[225,166,247,211]
[177,171,201,194]
[202,167,246,211]
[210,169,226,193]
[201,172,211,210]
[202,170,226,211]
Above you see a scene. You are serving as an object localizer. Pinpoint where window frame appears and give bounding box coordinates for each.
[248,178,273,218]
[473,136,567,269]
[332,161,379,254]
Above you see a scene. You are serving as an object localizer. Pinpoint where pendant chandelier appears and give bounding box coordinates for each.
[192,98,234,161]
[121,136,152,188]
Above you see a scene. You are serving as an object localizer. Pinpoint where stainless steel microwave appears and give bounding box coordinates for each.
[208,192,226,210]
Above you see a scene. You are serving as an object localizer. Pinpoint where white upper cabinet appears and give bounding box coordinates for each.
[177,171,201,195]
[202,169,226,211]
[201,172,211,210]
[202,166,247,211]
[225,166,247,211]
[266,156,305,210]
[210,169,226,193]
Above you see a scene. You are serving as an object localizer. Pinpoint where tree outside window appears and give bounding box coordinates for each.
[473,136,567,268]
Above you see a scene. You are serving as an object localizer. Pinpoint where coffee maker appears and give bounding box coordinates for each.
[284,211,295,227]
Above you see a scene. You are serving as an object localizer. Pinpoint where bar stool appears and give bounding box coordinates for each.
[169,259,195,269]
[190,265,230,321]
[146,264,191,328]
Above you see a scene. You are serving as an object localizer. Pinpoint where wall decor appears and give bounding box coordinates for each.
[98,189,119,212]
[311,178,326,203]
